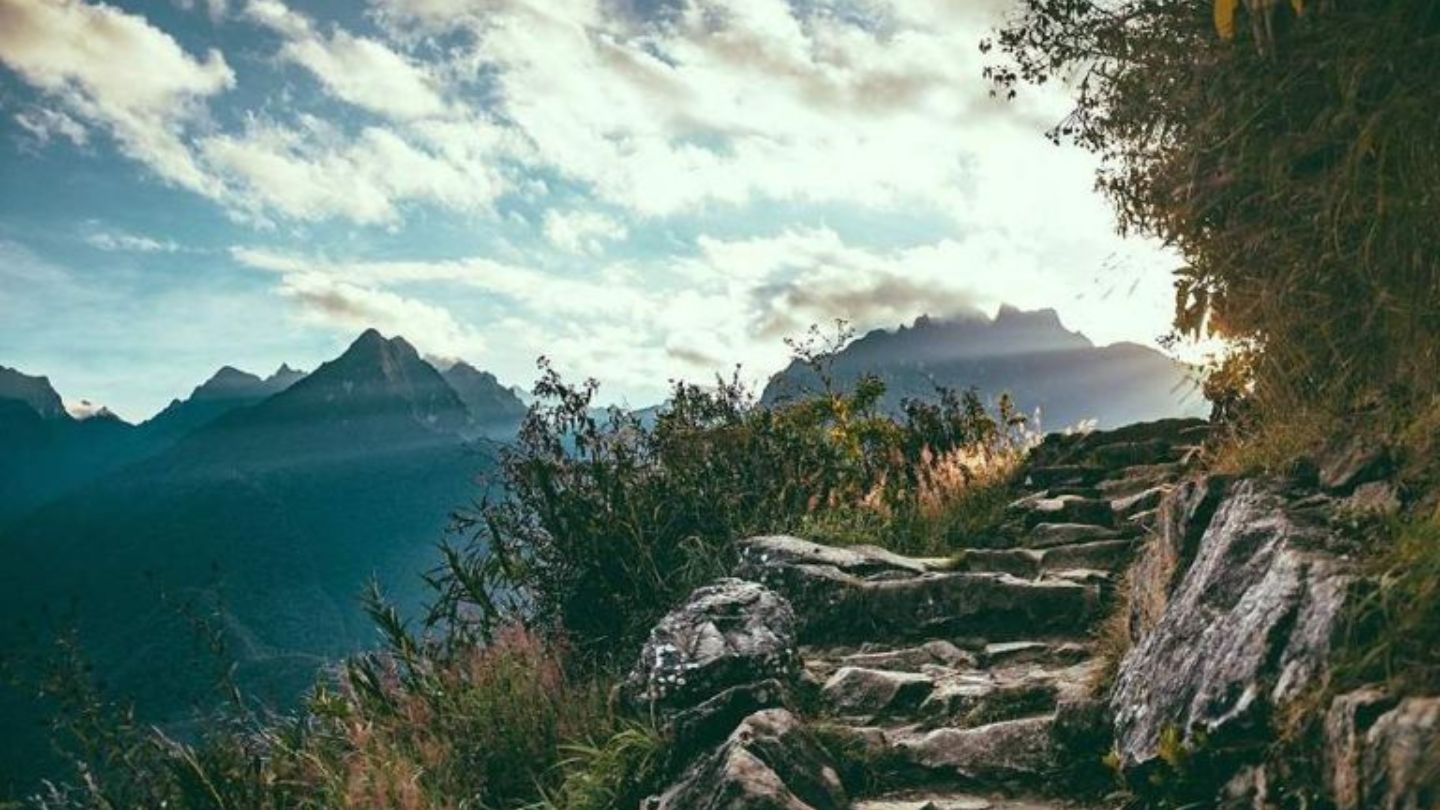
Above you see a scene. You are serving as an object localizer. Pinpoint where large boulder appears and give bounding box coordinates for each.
[647,708,848,810]
[1110,478,1354,773]
[624,579,799,751]
[1327,689,1440,810]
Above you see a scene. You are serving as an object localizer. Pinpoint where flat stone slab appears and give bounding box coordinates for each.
[1037,539,1138,574]
[1022,496,1115,529]
[823,667,935,717]
[740,534,931,577]
[855,793,1096,810]
[891,715,1058,787]
[1024,523,1121,549]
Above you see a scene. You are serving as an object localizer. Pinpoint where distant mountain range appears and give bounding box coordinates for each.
[0,331,526,794]
[762,307,1207,429]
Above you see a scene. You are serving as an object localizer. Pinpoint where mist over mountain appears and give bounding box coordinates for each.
[762,306,1207,429]
[0,332,521,793]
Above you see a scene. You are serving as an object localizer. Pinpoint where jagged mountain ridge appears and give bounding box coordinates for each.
[762,306,1207,429]
[0,332,524,793]
[443,360,530,439]
[139,363,308,446]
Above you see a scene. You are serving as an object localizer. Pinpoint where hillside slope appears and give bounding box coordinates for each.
[0,331,500,794]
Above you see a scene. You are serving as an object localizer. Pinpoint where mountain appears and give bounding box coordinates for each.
[442,360,529,438]
[762,306,1207,430]
[139,364,306,446]
[0,331,500,794]
[0,365,67,420]
[0,367,142,525]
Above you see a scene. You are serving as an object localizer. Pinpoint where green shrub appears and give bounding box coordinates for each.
[434,357,1030,665]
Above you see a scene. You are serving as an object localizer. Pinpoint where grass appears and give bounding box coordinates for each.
[1333,513,1440,695]
[796,444,1025,557]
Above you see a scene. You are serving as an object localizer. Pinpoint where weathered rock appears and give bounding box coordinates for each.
[737,536,1101,643]
[838,640,977,673]
[740,535,931,577]
[958,548,1042,579]
[1342,481,1402,516]
[1316,434,1392,493]
[1090,438,1180,468]
[649,709,848,810]
[1327,689,1440,810]
[1025,464,1108,488]
[1026,418,1207,469]
[822,667,934,718]
[1110,485,1169,520]
[670,679,796,755]
[1021,496,1114,529]
[853,792,1075,809]
[1024,522,1120,549]
[1038,539,1137,575]
[1125,475,1231,639]
[920,672,1059,728]
[624,579,798,714]
[1110,479,1354,772]
[892,716,1057,788]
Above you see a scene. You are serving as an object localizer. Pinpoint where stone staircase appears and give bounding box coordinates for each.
[633,418,1210,810]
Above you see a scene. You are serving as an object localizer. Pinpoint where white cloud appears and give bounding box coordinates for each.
[85,230,181,252]
[542,209,627,255]
[278,271,487,357]
[14,105,88,145]
[245,0,447,121]
[0,0,234,193]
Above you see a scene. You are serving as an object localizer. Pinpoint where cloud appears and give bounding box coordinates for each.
[245,0,448,121]
[228,217,1176,405]
[278,271,487,356]
[542,209,628,255]
[0,0,234,193]
[13,105,88,146]
[85,229,181,252]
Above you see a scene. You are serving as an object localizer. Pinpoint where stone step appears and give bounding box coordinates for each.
[890,715,1058,789]
[854,792,1108,809]
[737,537,1105,644]
[1023,523,1122,549]
[958,539,1139,579]
[1012,496,1116,529]
[810,648,1098,730]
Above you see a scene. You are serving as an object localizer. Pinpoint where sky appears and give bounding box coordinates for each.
[0,0,1184,421]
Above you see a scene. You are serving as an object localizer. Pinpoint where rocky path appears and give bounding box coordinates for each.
[629,419,1210,810]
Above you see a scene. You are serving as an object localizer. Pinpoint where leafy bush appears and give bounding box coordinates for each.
[434,356,1030,664]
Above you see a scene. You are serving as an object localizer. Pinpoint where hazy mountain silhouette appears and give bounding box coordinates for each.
[0,367,146,524]
[762,307,1207,429]
[0,332,509,793]
[442,360,529,439]
[139,363,305,446]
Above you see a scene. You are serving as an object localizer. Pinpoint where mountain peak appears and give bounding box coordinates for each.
[0,365,69,420]
[192,366,265,401]
[265,363,306,389]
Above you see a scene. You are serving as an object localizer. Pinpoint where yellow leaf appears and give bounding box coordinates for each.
[1214,0,1241,40]
[1290,0,1305,15]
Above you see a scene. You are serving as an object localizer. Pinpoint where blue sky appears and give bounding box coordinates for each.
[0,0,1182,421]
